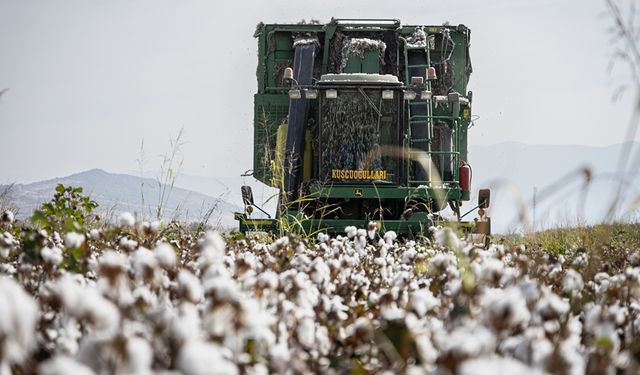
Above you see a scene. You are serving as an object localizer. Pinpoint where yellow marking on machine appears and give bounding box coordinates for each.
[243,220,274,226]
[331,169,387,180]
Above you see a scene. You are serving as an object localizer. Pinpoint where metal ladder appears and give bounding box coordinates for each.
[403,43,434,185]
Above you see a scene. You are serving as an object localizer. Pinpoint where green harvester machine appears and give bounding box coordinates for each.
[235,19,491,237]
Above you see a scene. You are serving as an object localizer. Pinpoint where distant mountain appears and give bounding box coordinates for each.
[1,169,240,228]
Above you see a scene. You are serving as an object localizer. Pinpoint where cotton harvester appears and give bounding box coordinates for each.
[235,19,491,237]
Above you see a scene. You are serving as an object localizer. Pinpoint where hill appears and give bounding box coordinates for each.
[1,169,240,228]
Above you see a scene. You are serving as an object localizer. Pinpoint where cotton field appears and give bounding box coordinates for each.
[1,210,640,375]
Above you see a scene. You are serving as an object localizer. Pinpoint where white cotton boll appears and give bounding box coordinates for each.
[480,287,531,330]
[297,317,316,349]
[178,270,203,304]
[401,248,417,264]
[177,340,238,375]
[1,232,15,257]
[99,250,127,272]
[269,236,289,252]
[410,289,440,317]
[428,252,457,275]
[131,247,157,278]
[381,304,406,321]
[124,337,153,374]
[118,212,135,227]
[203,276,241,303]
[317,232,330,243]
[154,242,177,269]
[257,270,278,290]
[535,288,570,321]
[89,229,100,240]
[367,221,378,240]
[41,246,63,266]
[345,226,357,239]
[118,237,138,251]
[150,220,162,232]
[562,269,584,296]
[345,317,373,341]
[474,257,504,285]
[310,257,330,285]
[384,230,397,245]
[269,341,291,372]
[315,324,332,356]
[459,357,541,375]
[437,323,496,359]
[0,277,38,365]
[51,275,120,332]
[64,232,85,249]
[39,356,96,375]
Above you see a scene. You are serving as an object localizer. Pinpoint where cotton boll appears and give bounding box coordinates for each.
[123,336,153,374]
[203,276,241,304]
[41,246,63,266]
[459,357,541,375]
[384,231,397,245]
[154,242,177,269]
[480,287,531,331]
[177,340,238,375]
[437,323,496,361]
[64,232,85,249]
[198,231,227,267]
[297,317,316,349]
[0,232,15,258]
[118,212,136,227]
[562,269,584,297]
[50,275,120,332]
[535,288,569,321]
[401,248,417,264]
[131,247,157,279]
[89,229,101,240]
[345,226,357,239]
[39,356,96,375]
[317,232,330,243]
[178,270,203,304]
[118,237,138,252]
[410,289,440,317]
[366,221,378,240]
[98,250,128,279]
[0,276,38,365]
[269,341,291,373]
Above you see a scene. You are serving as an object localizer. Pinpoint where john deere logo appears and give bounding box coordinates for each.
[354,188,363,197]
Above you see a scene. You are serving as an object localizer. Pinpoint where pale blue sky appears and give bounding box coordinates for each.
[0,0,633,184]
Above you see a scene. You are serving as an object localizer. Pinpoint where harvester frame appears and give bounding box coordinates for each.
[235,19,490,238]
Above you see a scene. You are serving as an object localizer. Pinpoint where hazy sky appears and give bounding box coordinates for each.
[0,0,634,184]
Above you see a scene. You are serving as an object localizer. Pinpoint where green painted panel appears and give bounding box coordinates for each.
[362,50,380,73]
[344,57,361,73]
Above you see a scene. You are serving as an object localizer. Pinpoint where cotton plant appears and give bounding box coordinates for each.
[0,220,640,374]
